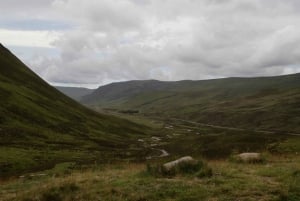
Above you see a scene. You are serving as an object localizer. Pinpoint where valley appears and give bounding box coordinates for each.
[81,75,300,134]
[1,111,300,200]
[0,44,300,201]
[0,44,152,178]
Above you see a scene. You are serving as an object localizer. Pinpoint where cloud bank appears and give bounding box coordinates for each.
[1,0,300,87]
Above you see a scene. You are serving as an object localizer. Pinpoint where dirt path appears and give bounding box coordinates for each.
[171,118,300,136]
[146,149,170,160]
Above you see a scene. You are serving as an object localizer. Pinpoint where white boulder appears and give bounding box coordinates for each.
[236,152,263,163]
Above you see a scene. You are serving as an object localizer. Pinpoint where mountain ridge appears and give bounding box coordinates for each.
[81,73,300,133]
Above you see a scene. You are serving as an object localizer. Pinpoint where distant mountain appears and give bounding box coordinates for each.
[82,74,300,133]
[55,86,94,101]
[0,44,148,177]
[81,80,172,106]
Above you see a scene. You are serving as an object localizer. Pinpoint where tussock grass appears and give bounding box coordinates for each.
[1,154,299,201]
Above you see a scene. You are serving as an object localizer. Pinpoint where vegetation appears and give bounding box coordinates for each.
[81,74,300,134]
[0,44,151,177]
[1,43,300,200]
[1,154,299,201]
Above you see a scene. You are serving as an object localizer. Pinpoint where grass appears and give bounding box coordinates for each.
[1,154,299,201]
[82,74,300,134]
[0,44,154,177]
[275,137,300,154]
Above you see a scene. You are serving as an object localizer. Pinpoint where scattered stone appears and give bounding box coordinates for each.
[151,136,161,141]
[29,173,47,177]
[19,173,47,178]
[165,125,174,129]
[172,133,180,136]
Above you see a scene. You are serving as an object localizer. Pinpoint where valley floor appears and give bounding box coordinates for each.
[1,114,300,201]
[1,154,300,201]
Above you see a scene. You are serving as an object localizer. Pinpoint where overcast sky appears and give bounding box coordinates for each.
[1,0,300,88]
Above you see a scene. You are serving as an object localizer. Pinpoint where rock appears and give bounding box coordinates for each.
[159,149,169,157]
[163,156,197,172]
[151,136,161,141]
[236,152,263,163]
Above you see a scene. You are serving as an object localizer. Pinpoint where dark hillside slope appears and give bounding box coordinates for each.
[0,44,148,177]
[82,74,300,133]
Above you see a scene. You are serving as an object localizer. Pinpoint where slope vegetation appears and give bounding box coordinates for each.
[0,44,149,177]
[82,74,300,133]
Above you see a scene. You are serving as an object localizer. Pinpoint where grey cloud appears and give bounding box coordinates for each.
[53,0,144,32]
[8,0,300,87]
[0,0,54,18]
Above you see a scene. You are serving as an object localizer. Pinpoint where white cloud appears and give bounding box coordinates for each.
[0,29,61,48]
[1,0,300,87]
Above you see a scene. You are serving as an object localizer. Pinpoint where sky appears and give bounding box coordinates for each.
[1,0,300,88]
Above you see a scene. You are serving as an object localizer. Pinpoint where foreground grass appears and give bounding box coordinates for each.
[1,154,299,201]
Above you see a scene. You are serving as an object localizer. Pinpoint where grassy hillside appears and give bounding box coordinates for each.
[0,44,150,177]
[54,86,94,101]
[82,74,300,133]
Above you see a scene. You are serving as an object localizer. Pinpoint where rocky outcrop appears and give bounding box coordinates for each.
[236,153,263,163]
[162,156,197,172]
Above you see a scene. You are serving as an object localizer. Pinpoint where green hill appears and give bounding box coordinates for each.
[82,74,300,133]
[0,44,149,177]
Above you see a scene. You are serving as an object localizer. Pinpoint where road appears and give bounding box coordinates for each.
[170,118,300,136]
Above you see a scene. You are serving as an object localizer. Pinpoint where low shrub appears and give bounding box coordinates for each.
[22,183,80,201]
[41,190,62,201]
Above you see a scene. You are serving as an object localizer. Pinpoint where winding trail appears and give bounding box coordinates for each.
[146,149,170,160]
[171,118,300,136]
[158,149,170,157]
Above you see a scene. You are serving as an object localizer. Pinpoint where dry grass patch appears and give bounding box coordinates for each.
[1,155,299,201]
